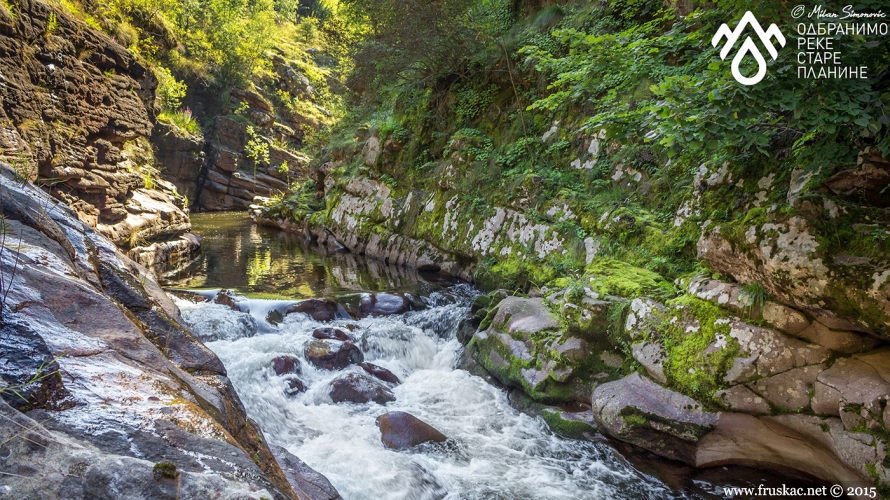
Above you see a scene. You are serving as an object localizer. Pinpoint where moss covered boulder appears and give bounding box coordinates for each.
[470,296,616,403]
[591,373,718,464]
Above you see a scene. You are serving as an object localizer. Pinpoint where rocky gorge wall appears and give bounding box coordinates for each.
[0,0,200,276]
[0,164,340,499]
[155,59,327,213]
[254,130,890,494]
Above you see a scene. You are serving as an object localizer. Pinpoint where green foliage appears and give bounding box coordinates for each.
[155,65,187,112]
[158,108,201,134]
[740,282,769,315]
[245,126,270,166]
[525,3,890,178]
[584,258,677,301]
[454,85,497,122]
[261,179,322,221]
[1,0,17,21]
[62,0,283,85]
[45,12,58,35]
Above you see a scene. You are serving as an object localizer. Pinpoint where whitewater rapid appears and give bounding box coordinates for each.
[174,285,689,500]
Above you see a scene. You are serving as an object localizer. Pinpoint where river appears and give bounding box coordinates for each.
[162,212,822,500]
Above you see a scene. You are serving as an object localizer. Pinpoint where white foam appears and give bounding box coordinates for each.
[195,287,676,499]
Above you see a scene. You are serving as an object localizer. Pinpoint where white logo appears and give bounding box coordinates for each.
[712,11,786,85]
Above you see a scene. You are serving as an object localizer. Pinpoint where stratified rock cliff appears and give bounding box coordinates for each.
[0,0,198,275]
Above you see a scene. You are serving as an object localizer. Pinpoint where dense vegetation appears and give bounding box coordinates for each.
[38,0,890,287]
[285,0,888,289]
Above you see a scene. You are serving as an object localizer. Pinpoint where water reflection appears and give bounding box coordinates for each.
[163,212,452,298]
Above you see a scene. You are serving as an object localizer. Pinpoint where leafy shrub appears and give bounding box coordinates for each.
[245,126,270,166]
[155,66,187,112]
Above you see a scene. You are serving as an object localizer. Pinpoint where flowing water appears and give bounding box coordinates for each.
[166,213,818,500]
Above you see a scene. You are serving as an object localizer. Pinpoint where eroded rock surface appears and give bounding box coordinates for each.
[329,373,395,404]
[0,1,199,275]
[0,170,336,498]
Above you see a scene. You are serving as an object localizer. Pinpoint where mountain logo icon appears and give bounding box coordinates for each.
[712,11,786,85]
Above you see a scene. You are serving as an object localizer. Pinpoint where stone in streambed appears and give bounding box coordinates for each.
[271,355,301,376]
[591,373,718,464]
[312,327,352,342]
[360,362,400,384]
[541,402,598,440]
[376,411,446,450]
[304,339,364,370]
[285,378,307,396]
[359,293,410,318]
[285,298,351,322]
[329,373,395,404]
[214,289,238,310]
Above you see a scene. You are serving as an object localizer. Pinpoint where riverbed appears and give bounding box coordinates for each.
[165,212,822,500]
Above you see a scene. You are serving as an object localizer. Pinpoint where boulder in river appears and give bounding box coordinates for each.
[313,327,352,342]
[271,355,301,376]
[359,362,400,384]
[304,340,364,370]
[359,293,411,317]
[329,373,395,404]
[285,298,351,321]
[214,289,239,310]
[271,445,343,500]
[376,411,446,450]
[284,378,307,396]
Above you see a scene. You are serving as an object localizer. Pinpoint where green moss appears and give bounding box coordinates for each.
[470,294,491,313]
[541,409,597,439]
[477,307,497,331]
[153,461,179,480]
[472,330,573,403]
[585,258,677,300]
[621,411,648,428]
[659,295,741,405]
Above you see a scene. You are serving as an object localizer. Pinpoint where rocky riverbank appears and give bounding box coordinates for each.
[0,165,339,499]
[252,135,890,494]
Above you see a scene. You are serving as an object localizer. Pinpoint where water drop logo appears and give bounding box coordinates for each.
[712,11,786,85]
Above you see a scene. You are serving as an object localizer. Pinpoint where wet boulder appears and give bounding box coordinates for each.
[359,362,400,384]
[0,321,69,410]
[359,293,410,318]
[312,327,352,342]
[270,445,343,500]
[181,305,258,342]
[271,355,301,376]
[541,402,598,440]
[304,340,364,370]
[329,373,395,404]
[284,378,307,396]
[456,313,479,346]
[214,289,239,310]
[375,412,446,450]
[285,298,351,322]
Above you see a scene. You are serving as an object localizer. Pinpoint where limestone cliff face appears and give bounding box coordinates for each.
[0,0,198,275]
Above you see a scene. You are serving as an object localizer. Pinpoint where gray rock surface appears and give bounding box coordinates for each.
[0,169,335,498]
[591,374,718,464]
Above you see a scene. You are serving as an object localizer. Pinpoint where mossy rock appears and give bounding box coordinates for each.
[585,258,678,301]
[541,407,598,440]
